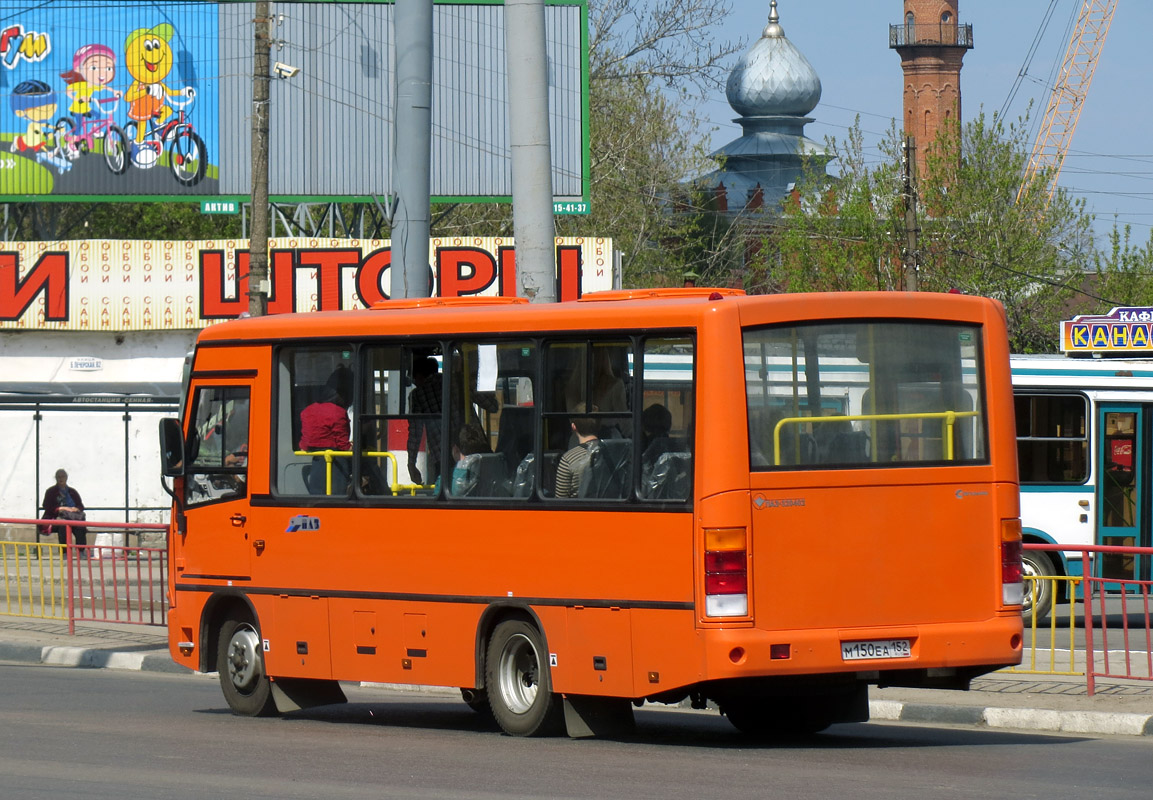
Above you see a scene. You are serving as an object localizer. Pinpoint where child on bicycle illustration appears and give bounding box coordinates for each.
[123,23,193,164]
[60,43,120,130]
[10,80,57,154]
[8,79,71,174]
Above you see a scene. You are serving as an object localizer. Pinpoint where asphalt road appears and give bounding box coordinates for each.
[1,663,1151,800]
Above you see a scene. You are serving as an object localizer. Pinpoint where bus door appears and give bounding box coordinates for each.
[1096,405,1150,585]
[180,381,255,582]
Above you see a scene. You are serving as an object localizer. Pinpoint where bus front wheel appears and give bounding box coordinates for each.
[217,618,277,717]
[1022,550,1056,624]
[484,620,563,736]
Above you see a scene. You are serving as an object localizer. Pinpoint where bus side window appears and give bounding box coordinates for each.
[542,340,634,500]
[274,346,355,497]
[353,344,444,498]
[640,337,694,501]
[1015,393,1088,484]
[185,385,251,505]
[447,341,535,500]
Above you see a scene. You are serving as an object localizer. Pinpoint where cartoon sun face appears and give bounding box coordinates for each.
[125,24,174,85]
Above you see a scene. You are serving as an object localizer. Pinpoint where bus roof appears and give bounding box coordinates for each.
[195,291,1006,344]
[1011,353,1153,389]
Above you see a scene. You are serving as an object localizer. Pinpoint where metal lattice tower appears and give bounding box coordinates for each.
[1019,0,1117,203]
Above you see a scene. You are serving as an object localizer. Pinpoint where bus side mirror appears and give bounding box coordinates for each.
[160,418,185,477]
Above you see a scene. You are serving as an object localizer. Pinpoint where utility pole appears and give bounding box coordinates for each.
[901,134,919,292]
[248,1,271,316]
[505,0,556,302]
[391,0,434,300]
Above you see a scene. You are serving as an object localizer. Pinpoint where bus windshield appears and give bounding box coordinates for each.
[745,321,988,469]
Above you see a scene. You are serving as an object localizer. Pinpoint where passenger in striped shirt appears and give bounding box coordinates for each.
[554,404,599,498]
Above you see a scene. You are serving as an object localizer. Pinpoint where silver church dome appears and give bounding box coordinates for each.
[726,0,822,118]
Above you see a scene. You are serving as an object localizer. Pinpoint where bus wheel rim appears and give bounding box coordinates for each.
[226,625,261,693]
[498,633,539,714]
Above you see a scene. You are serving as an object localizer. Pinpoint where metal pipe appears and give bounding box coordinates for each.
[505,0,556,302]
[392,0,434,300]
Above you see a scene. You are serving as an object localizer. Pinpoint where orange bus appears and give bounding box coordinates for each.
[159,288,1024,737]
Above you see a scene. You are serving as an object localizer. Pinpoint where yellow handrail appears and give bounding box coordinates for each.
[294,449,426,496]
[772,410,979,466]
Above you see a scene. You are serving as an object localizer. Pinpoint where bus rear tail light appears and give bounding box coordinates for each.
[705,527,748,617]
[1001,519,1024,606]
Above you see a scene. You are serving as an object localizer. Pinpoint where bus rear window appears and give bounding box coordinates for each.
[745,321,988,470]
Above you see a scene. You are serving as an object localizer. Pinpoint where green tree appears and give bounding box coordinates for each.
[5,200,243,241]
[1094,223,1153,309]
[768,113,1096,352]
[767,121,904,294]
[918,113,1092,352]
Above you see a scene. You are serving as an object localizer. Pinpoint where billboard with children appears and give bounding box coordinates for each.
[0,3,218,196]
[0,1,588,203]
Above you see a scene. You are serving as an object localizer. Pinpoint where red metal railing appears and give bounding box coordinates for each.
[0,517,168,634]
[1026,542,1153,695]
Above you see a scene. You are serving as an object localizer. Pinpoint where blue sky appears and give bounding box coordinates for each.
[704,1,1151,242]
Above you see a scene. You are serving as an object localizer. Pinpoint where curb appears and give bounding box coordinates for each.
[868,699,1153,737]
[4,639,1152,737]
[0,641,190,674]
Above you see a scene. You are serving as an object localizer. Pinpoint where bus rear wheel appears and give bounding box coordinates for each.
[217,618,277,717]
[484,620,563,736]
[1022,550,1056,624]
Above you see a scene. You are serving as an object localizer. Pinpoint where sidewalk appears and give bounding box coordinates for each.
[2,617,1152,737]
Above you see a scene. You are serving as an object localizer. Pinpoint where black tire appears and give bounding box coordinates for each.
[217,618,278,717]
[168,128,207,186]
[103,126,129,174]
[484,620,563,736]
[1022,549,1056,624]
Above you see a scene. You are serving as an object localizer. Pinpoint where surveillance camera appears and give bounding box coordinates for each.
[273,61,300,79]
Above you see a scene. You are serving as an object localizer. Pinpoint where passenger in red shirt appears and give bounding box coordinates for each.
[300,365,353,495]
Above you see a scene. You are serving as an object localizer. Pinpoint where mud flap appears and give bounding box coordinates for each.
[562,694,636,738]
[270,678,348,712]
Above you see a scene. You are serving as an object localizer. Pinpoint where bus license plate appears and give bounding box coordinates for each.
[841,639,912,661]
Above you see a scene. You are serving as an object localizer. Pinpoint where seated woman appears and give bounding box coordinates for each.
[300,365,353,495]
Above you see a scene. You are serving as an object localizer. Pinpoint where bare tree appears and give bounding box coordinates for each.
[589,0,740,89]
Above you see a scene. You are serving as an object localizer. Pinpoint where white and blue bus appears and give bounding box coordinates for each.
[1012,353,1153,620]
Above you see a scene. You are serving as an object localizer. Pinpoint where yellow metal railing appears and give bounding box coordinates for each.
[772,410,979,466]
[294,449,427,496]
[1004,574,1084,677]
[0,541,68,621]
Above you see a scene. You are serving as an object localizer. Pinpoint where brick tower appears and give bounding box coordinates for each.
[890,1,972,174]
